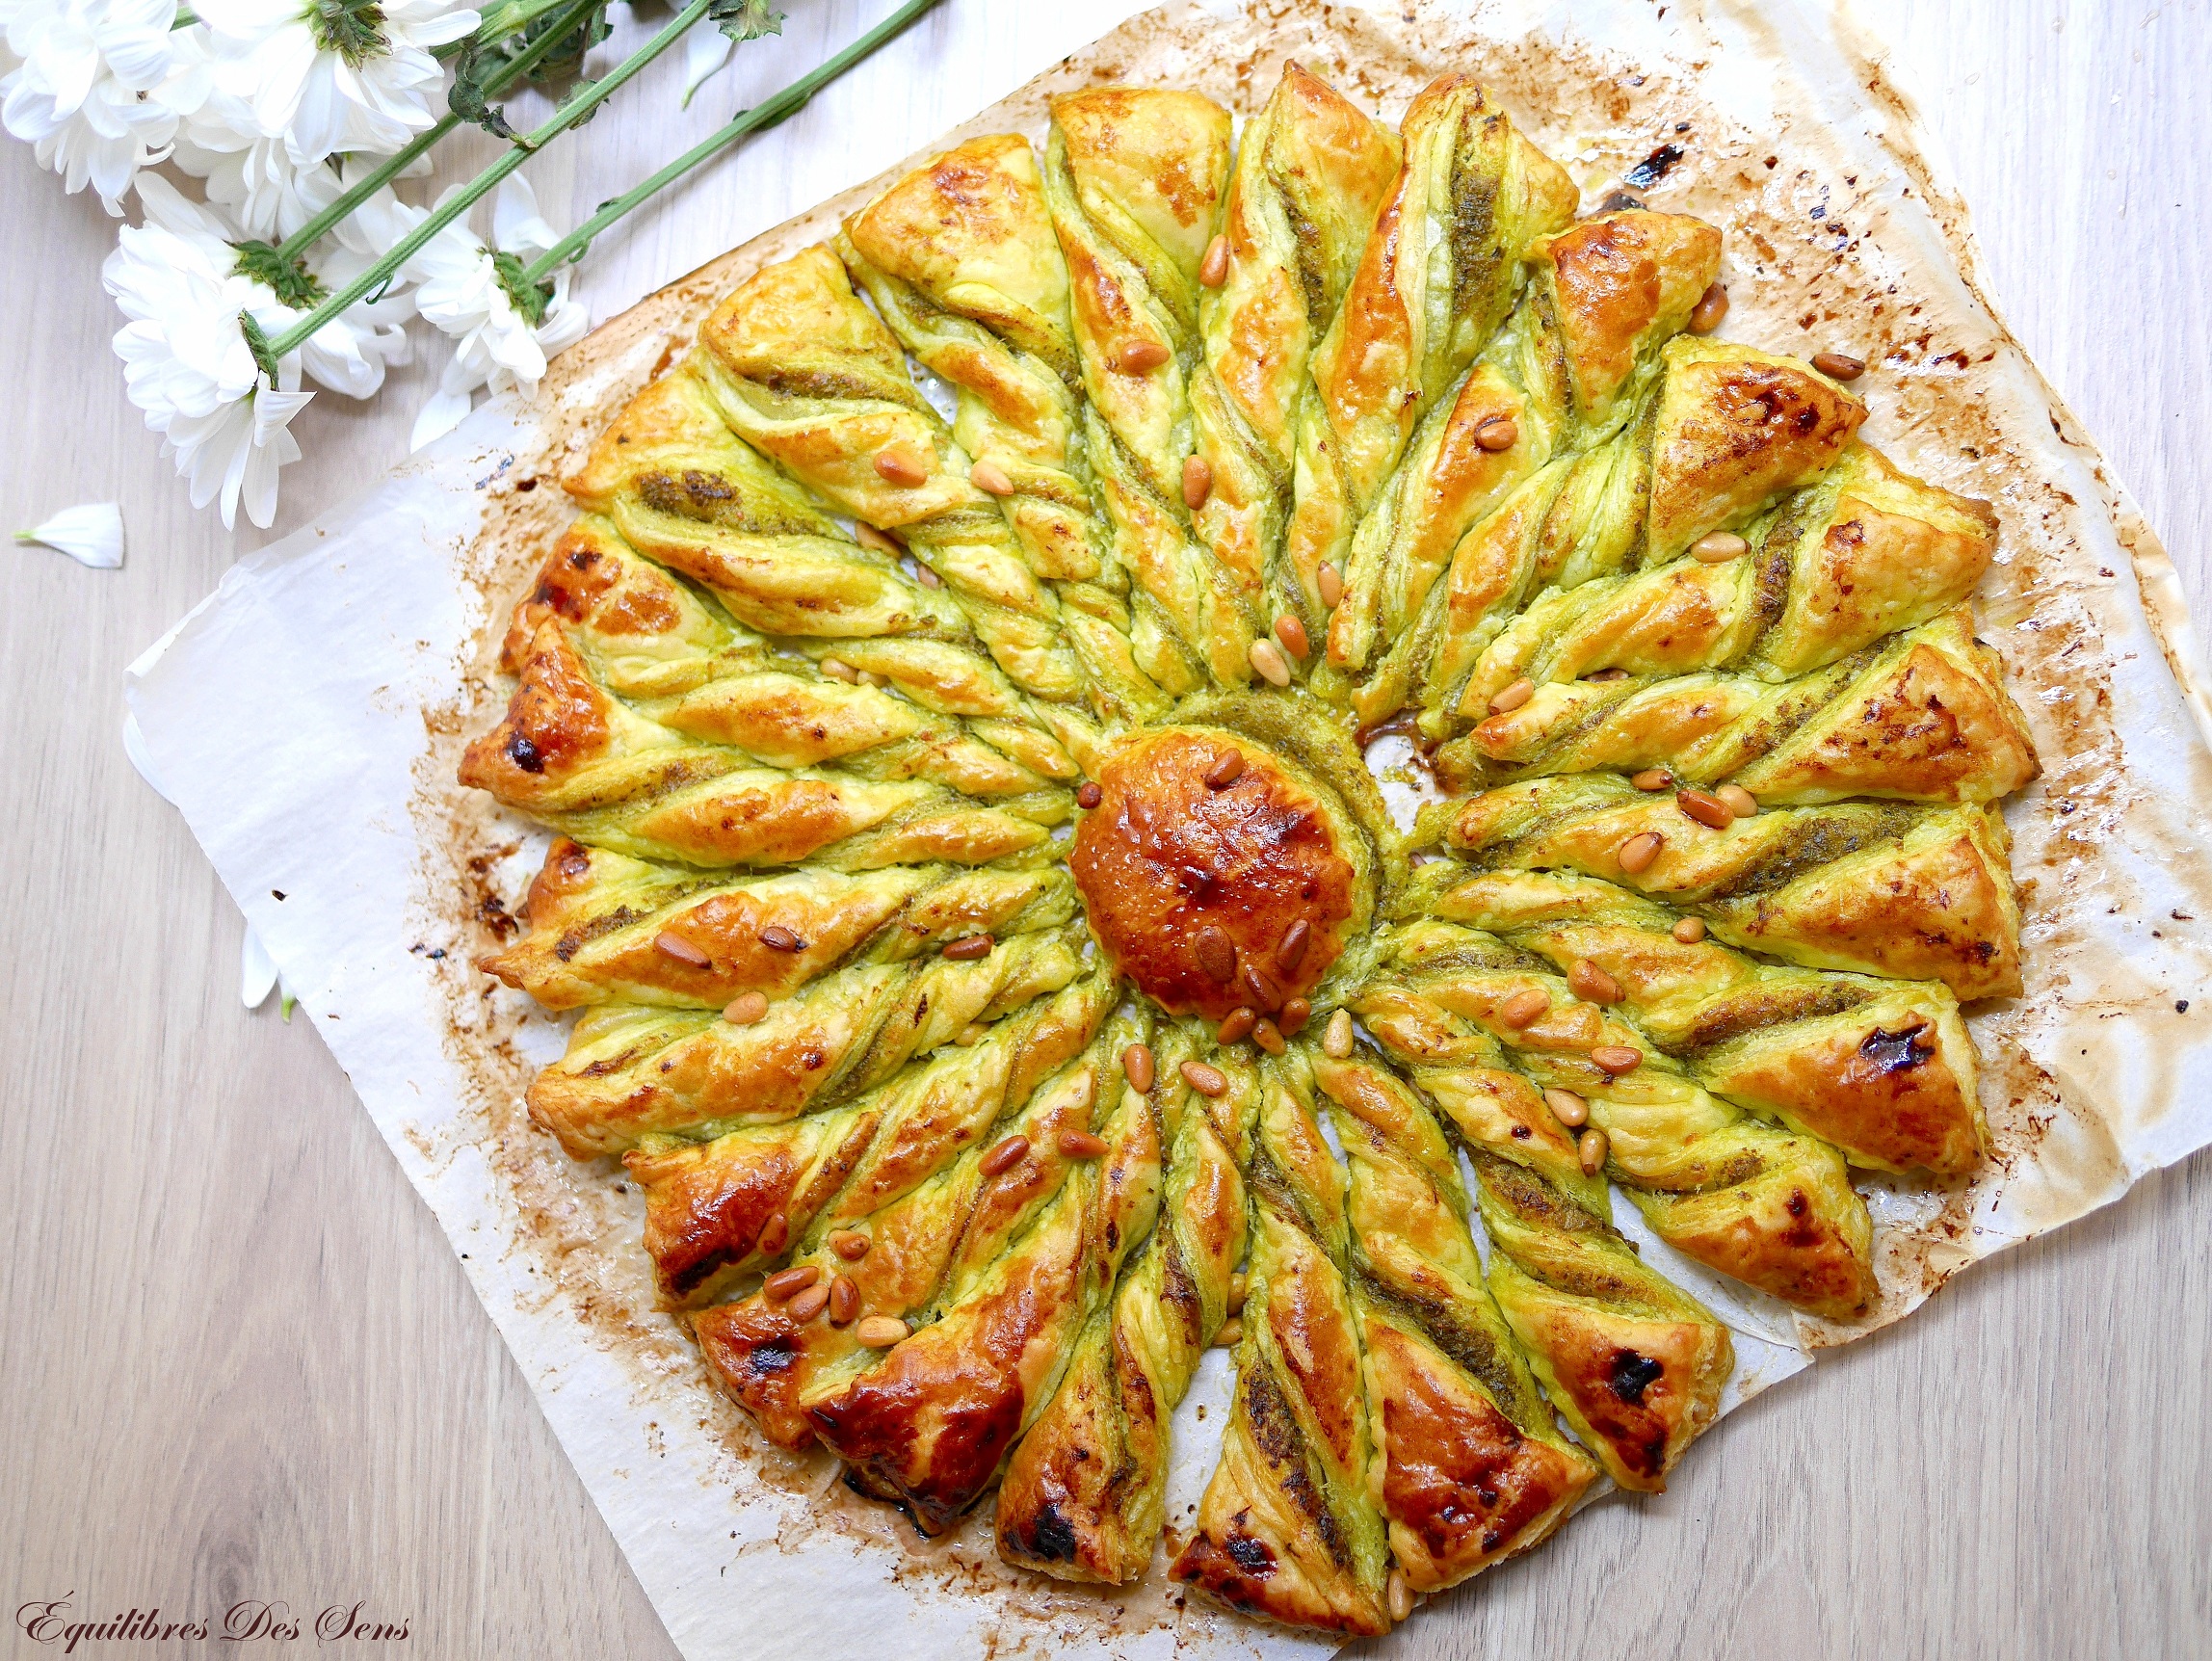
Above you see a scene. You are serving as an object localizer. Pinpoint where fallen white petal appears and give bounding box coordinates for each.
[409,383,474,451]
[240,924,278,1010]
[16,501,124,567]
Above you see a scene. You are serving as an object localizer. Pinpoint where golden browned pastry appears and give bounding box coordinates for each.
[455,56,2040,1641]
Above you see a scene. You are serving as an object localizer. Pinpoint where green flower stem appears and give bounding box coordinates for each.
[516,0,943,286]
[273,0,604,262]
[257,0,716,368]
[434,0,583,60]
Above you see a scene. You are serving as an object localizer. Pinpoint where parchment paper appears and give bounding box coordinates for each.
[123,3,2212,1656]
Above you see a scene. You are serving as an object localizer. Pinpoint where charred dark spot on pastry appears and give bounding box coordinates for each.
[667,1247,733,1298]
[507,732,545,774]
[743,1334,798,1377]
[1607,1349,1666,1405]
[1019,1501,1081,1563]
[1859,1020,1933,1073]
[1621,143,1684,190]
[1224,1533,1277,1576]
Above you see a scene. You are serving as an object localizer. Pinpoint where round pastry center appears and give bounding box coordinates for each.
[1069,728,1356,1023]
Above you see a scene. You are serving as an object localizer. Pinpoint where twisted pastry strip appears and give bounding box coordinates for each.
[1325,209,1721,718]
[838,136,1172,726]
[461,615,1066,872]
[803,1011,1163,1533]
[1044,88,1242,687]
[1343,988,1732,1490]
[1393,331,1868,731]
[691,246,1098,736]
[1290,74,1577,659]
[526,926,1092,1157]
[1172,1053,1393,1637]
[996,1022,1254,1583]
[1455,443,1996,713]
[694,1014,1126,1451]
[1435,773,2021,999]
[1439,604,2038,804]
[1191,62,1401,645]
[1309,1051,1597,1593]
[628,972,1114,1306]
[1411,865,1986,1173]
[484,838,1076,1012]
[1357,921,1876,1317]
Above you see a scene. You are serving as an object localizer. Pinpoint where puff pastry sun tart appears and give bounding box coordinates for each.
[461,62,2034,1638]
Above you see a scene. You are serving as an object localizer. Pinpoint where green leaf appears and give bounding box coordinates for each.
[707,0,783,43]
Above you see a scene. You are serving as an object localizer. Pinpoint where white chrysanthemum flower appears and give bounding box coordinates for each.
[1,0,207,212]
[197,0,478,166]
[16,502,125,568]
[407,174,590,449]
[104,175,315,528]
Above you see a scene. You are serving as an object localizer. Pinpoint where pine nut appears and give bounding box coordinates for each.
[855,522,905,554]
[1076,780,1103,809]
[784,1281,830,1322]
[820,657,858,682]
[1631,768,1672,791]
[724,991,770,1026]
[1113,339,1171,374]
[875,444,931,487]
[1251,1019,1286,1056]
[1218,1008,1258,1044]
[1205,751,1245,788]
[1276,919,1310,975]
[1689,281,1728,334]
[757,1211,790,1254]
[1123,1042,1156,1092]
[970,459,1014,495]
[1199,232,1230,288]
[1250,638,1292,686]
[1180,1061,1228,1096]
[1618,831,1665,874]
[1591,1045,1643,1074]
[1716,784,1758,818]
[1183,455,1214,510]
[1212,1318,1243,1349]
[856,669,886,688]
[1323,1009,1355,1057]
[1501,988,1551,1029]
[1577,1126,1610,1176]
[1474,415,1518,452]
[1196,926,1238,982]
[1057,1129,1110,1158]
[1238,961,1283,1014]
[1387,1569,1413,1624]
[958,1022,988,1045]
[656,930,710,966]
[1691,531,1749,562]
[829,1230,870,1261]
[942,934,994,961]
[1676,787,1734,830]
[764,1265,819,1301]
[1275,615,1309,659]
[1279,997,1312,1037]
[1226,1272,1248,1314]
[855,1315,908,1347]
[829,1274,859,1326]
[758,925,803,953]
[912,561,942,588]
[1544,1088,1590,1128]
[1568,959,1622,1004]
[1811,351,1865,381]
[1672,917,1708,943]
[980,1135,1030,1177]
[1317,562,1344,609]
[1488,676,1536,714]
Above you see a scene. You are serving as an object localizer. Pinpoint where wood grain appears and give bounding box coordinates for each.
[2,3,2204,1656]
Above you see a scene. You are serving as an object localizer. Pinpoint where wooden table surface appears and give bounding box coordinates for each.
[4,3,2206,1656]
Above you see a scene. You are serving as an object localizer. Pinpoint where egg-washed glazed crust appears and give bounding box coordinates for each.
[451,43,2048,1644]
